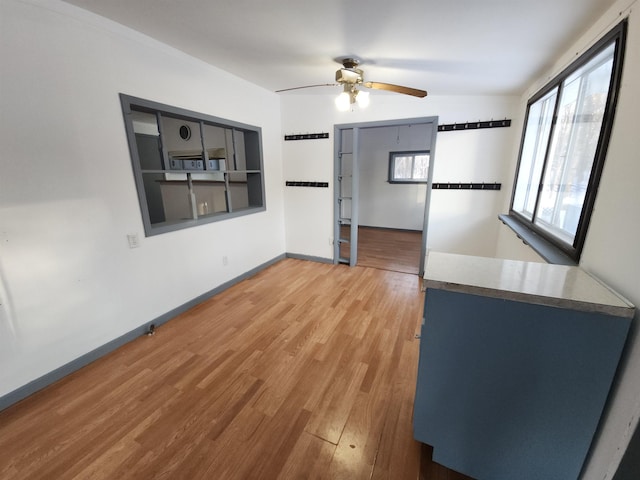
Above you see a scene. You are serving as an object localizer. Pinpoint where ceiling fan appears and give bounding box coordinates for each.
[276,57,427,110]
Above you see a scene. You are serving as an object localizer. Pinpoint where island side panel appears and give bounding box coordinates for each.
[413,288,631,480]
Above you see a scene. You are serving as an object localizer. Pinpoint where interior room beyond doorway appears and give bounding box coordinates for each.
[336,120,434,275]
[341,226,422,274]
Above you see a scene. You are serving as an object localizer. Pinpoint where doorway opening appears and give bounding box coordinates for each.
[334,117,438,275]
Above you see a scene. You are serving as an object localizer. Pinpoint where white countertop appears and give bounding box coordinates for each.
[424,252,635,318]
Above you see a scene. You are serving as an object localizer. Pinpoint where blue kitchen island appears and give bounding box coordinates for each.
[414,252,635,480]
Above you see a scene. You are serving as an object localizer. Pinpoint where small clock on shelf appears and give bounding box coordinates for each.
[179,125,191,140]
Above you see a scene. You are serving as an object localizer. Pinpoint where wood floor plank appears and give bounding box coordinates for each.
[276,431,337,480]
[342,226,422,274]
[70,439,141,480]
[378,340,423,479]
[18,371,178,480]
[325,382,392,479]
[0,258,472,479]
[6,367,154,476]
[305,360,369,444]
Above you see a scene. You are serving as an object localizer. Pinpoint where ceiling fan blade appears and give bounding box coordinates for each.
[276,83,338,93]
[363,81,427,98]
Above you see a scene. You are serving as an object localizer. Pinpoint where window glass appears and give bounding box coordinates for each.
[413,154,430,179]
[512,89,557,220]
[394,156,413,179]
[389,151,430,183]
[535,45,615,244]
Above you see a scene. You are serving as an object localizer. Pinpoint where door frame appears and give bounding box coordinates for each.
[333,116,439,276]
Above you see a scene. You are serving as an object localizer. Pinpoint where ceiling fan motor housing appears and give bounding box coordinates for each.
[336,68,363,84]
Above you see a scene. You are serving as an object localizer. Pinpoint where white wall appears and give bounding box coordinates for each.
[495,1,640,477]
[0,0,285,398]
[281,94,519,260]
[358,124,431,231]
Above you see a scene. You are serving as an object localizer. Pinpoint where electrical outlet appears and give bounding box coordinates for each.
[127,234,140,249]
[222,255,228,266]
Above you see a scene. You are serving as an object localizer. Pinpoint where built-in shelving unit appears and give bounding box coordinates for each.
[120,94,265,236]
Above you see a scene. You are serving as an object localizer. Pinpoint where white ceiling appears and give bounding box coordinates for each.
[63,0,616,96]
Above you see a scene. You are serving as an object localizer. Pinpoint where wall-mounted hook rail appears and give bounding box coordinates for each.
[432,182,501,190]
[438,119,511,132]
[285,181,329,188]
[284,132,330,141]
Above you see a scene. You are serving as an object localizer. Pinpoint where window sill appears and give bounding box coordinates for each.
[498,214,577,266]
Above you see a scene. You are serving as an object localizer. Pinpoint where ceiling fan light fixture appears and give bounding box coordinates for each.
[356,90,370,108]
[335,91,351,111]
[336,85,369,111]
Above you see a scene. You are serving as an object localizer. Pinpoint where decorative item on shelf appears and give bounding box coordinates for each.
[438,119,511,132]
[284,133,330,141]
[432,182,501,190]
[183,159,204,170]
[169,149,226,171]
[198,201,209,216]
[206,159,223,170]
[179,125,191,140]
[205,148,226,171]
[168,155,202,170]
[206,159,217,170]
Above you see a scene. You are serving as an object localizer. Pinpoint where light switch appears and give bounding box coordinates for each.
[127,234,140,249]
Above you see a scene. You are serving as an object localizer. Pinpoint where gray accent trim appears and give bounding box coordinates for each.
[333,128,344,264]
[351,128,359,267]
[0,254,286,412]
[334,116,438,130]
[498,214,577,266]
[420,119,439,276]
[285,253,333,264]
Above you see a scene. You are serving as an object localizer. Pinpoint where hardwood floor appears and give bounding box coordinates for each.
[0,259,470,479]
[341,226,422,275]
[0,259,422,479]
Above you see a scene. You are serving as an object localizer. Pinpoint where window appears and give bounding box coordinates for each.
[389,151,430,183]
[507,20,626,262]
[120,95,265,236]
